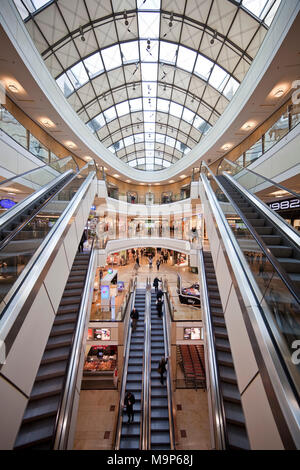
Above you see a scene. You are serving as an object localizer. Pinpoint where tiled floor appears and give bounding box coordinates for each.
[73,387,212,450]
[73,250,210,450]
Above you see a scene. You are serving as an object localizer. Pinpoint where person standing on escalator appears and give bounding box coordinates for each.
[124,391,135,423]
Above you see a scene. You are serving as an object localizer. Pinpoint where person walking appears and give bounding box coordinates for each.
[156,288,163,301]
[156,259,161,271]
[78,231,86,252]
[130,308,139,333]
[156,297,163,318]
[149,256,153,269]
[153,276,159,292]
[158,356,168,385]
[124,391,135,423]
[136,255,140,267]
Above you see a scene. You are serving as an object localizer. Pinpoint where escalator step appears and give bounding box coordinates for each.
[227,423,250,450]
[41,346,70,364]
[23,395,60,423]
[151,420,170,431]
[36,360,67,381]
[14,417,56,449]
[30,376,64,401]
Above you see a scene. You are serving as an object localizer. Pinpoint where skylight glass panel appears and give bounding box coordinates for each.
[137,158,145,165]
[143,82,157,97]
[194,55,214,81]
[121,41,139,63]
[166,136,175,147]
[137,0,161,10]
[138,12,160,39]
[209,65,229,91]
[182,108,195,124]
[143,98,156,111]
[145,122,155,133]
[102,45,122,71]
[223,77,240,99]
[156,134,165,143]
[67,62,89,89]
[135,134,144,143]
[242,0,273,19]
[264,0,281,26]
[104,106,117,123]
[112,140,124,151]
[124,136,134,146]
[159,42,178,65]
[162,160,171,167]
[128,160,137,167]
[157,98,170,113]
[145,151,154,158]
[13,0,29,19]
[177,46,197,73]
[145,142,155,150]
[141,63,158,81]
[87,113,106,133]
[129,98,143,112]
[116,101,130,117]
[108,145,116,153]
[169,102,183,118]
[144,111,156,123]
[56,73,74,97]
[84,52,104,78]
[140,40,159,62]
[146,163,154,170]
[145,132,154,141]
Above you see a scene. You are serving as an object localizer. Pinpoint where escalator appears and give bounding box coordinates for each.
[0,167,90,308]
[14,248,92,449]
[149,290,170,450]
[217,174,300,295]
[119,288,146,449]
[0,170,74,249]
[201,250,250,450]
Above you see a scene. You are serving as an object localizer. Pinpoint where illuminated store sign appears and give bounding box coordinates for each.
[0,199,16,209]
[268,198,300,212]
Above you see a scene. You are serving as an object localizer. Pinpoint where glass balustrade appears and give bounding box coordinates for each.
[0,165,92,312]
[201,167,300,397]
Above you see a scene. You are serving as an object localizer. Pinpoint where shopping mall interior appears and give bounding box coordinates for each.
[0,0,299,452]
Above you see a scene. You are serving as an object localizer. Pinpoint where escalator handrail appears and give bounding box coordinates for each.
[114,276,137,449]
[54,239,96,449]
[222,171,300,249]
[143,278,151,450]
[0,163,48,187]
[200,171,300,445]
[198,248,227,450]
[0,169,74,231]
[223,157,300,199]
[216,175,300,304]
[162,290,176,449]
[0,170,75,253]
[0,169,96,341]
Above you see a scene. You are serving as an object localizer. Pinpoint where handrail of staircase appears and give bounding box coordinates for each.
[198,247,227,449]
[53,238,96,449]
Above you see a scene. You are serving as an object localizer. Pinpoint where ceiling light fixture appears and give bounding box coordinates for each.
[65,141,77,149]
[40,118,55,128]
[274,88,284,98]
[8,83,19,93]
[241,121,255,131]
[221,143,232,151]
[113,174,120,178]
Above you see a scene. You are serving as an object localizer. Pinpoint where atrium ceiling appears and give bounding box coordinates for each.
[14,0,281,172]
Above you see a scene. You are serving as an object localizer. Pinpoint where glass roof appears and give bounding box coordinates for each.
[14,0,281,171]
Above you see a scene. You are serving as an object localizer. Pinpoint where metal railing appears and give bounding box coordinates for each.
[54,239,96,449]
[200,169,300,448]
[198,248,226,450]
[114,277,137,449]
